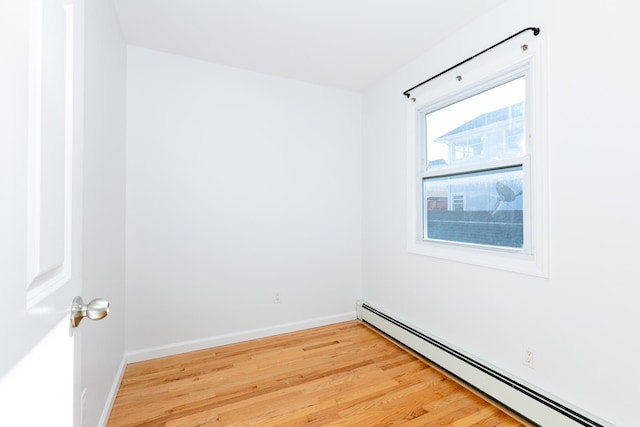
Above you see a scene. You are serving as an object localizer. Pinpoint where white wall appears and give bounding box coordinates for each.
[82,0,127,425]
[125,47,362,356]
[361,0,640,425]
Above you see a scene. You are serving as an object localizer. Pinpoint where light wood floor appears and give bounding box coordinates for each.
[108,321,530,426]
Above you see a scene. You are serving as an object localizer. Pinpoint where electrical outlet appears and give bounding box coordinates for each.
[273,292,281,304]
[523,346,535,369]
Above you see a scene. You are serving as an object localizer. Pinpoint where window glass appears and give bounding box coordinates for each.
[425,77,526,171]
[423,166,523,248]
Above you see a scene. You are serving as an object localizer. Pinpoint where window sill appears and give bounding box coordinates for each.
[408,239,548,278]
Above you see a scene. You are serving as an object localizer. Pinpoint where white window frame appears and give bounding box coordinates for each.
[407,34,549,277]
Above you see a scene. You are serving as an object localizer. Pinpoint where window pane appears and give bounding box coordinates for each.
[423,166,523,248]
[425,77,526,171]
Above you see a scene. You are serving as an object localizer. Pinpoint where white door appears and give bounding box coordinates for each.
[0,1,93,425]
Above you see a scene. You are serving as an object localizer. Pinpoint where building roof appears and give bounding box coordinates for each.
[435,102,524,141]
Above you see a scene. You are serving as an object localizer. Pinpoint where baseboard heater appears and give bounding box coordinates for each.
[357,301,611,427]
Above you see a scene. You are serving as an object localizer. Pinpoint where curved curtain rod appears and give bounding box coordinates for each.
[403,26,540,98]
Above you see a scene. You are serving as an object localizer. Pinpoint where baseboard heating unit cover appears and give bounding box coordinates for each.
[356,301,612,427]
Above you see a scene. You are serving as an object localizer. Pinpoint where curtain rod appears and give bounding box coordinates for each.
[402,27,540,98]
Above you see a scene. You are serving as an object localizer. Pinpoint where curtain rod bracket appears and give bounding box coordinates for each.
[403,27,540,99]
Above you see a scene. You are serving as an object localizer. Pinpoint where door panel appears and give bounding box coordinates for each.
[27,0,78,307]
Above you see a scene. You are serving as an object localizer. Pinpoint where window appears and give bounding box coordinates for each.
[407,35,548,276]
[423,77,526,249]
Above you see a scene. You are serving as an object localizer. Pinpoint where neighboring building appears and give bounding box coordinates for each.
[434,101,524,169]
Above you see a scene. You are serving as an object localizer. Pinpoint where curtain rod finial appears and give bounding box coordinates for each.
[533,27,540,36]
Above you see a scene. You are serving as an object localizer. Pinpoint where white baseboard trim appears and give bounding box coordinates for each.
[357,301,612,427]
[97,354,128,427]
[125,311,357,364]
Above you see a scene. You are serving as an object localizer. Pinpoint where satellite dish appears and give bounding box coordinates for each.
[491,182,522,215]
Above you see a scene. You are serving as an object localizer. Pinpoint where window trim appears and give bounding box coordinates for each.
[406,34,549,277]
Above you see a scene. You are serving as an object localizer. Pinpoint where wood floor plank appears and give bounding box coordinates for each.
[107,321,531,426]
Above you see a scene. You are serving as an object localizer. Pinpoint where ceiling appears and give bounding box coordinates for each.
[112,0,508,93]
